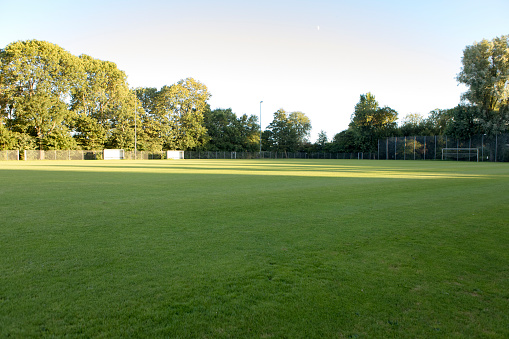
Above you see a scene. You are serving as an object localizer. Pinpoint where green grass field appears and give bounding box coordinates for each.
[1,159,508,338]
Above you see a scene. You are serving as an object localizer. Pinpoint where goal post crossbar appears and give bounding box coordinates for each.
[441,148,479,161]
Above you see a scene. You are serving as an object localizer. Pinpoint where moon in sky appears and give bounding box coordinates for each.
[317,25,320,31]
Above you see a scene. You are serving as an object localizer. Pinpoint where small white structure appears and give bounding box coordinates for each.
[103,149,124,160]
[166,150,184,160]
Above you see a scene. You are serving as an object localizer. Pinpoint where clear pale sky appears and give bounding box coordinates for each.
[1,0,508,141]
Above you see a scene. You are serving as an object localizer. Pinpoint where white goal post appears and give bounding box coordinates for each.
[166,150,185,159]
[103,149,124,160]
[441,148,478,162]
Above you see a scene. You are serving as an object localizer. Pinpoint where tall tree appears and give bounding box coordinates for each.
[154,78,211,150]
[457,35,509,134]
[107,91,137,150]
[135,87,158,115]
[71,54,132,149]
[266,109,311,152]
[422,109,450,136]
[314,130,329,152]
[237,113,260,151]
[203,107,260,151]
[330,129,357,153]
[135,87,165,151]
[289,111,312,145]
[0,116,17,150]
[202,107,238,151]
[400,113,425,136]
[0,40,81,149]
[349,93,398,152]
[267,109,289,152]
[444,105,482,139]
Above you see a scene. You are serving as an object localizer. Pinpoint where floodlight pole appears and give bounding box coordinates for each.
[259,100,263,158]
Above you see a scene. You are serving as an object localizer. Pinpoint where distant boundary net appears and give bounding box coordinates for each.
[1,133,508,162]
[2,150,377,161]
[378,133,508,162]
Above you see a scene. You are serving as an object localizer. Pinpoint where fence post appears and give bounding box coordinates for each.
[394,137,397,160]
[386,138,388,160]
[424,136,426,160]
[469,138,471,161]
[404,137,406,160]
[495,134,498,162]
[435,135,437,160]
[413,137,416,160]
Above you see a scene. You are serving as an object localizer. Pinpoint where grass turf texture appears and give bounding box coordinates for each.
[0,159,508,338]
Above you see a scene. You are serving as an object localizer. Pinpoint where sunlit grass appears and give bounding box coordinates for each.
[0,159,508,337]
[0,159,502,179]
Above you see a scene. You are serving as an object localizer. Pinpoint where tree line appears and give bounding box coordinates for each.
[0,40,311,152]
[318,34,509,153]
[1,36,508,153]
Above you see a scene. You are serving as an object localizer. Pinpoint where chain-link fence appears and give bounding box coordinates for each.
[2,133,508,162]
[18,150,171,161]
[124,151,166,160]
[22,150,104,161]
[378,134,509,162]
[0,150,19,160]
[4,150,376,161]
[184,151,377,160]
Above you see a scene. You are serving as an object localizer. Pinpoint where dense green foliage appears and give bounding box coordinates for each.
[0,40,312,152]
[264,109,312,153]
[0,40,235,151]
[1,35,508,153]
[457,35,509,134]
[324,35,509,153]
[347,92,398,152]
[1,160,507,337]
[201,107,259,152]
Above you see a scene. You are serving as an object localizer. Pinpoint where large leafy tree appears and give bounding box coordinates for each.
[203,107,242,151]
[107,91,137,150]
[330,129,357,153]
[0,40,81,149]
[1,40,216,152]
[444,105,482,139]
[289,111,312,144]
[71,54,133,149]
[135,87,158,115]
[203,107,259,151]
[457,35,509,134]
[266,109,289,152]
[316,130,328,148]
[422,109,450,136]
[134,87,166,151]
[266,109,311,152]
[154,78,211,150]
[349,93,398,152]
[0,116,18,149]
[237,113,260,152]
[399,113,425,136]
